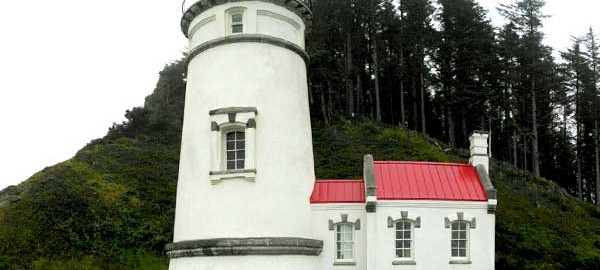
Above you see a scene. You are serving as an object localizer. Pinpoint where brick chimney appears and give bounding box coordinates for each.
[469,131,490,174]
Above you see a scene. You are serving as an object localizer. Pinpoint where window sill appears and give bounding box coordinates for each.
[392,259,416,265]
[209,169,256,184]
[449,260,472,264]
[333,260,357,266]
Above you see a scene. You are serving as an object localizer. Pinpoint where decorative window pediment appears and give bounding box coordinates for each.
[444,212,476,229]
[387,211,421,228]
[209,107,257,184]
[328,214,361,231]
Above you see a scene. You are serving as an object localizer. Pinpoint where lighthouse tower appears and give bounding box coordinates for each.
[166,1,320,269]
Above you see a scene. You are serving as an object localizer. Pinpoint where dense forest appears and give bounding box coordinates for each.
[306,0,600,204]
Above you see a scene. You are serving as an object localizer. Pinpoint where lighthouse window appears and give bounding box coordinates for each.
[225,131,245,170]
[231,13,243,33]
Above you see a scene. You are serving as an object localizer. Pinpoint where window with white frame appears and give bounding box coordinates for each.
[451,221,468,259]
[227,8,245,34]
[208,107,257,184]
[231,13,243,33]
[335,223,354,260]
[225,130,245,170]
[395,221,413,259]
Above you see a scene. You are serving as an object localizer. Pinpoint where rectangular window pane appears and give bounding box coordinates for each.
[227,161,235,170]
[404,240,411,248]
[459,231,466,239]
[236,160,244,169]
[396,249,402,257]
[460,222,467,230]
[452,222,459,230]
[232,14,242,23]
[227,151,235,160]
[396,231,403,239]
[238,150,245,159]
[396,241,402,249]
[452,231,458,239]
[236,140,245,149]
[237,132,245,139]
[459,249,466,257]
[404,249,411,258]
[404,231,411,239]
[226,141,235,150]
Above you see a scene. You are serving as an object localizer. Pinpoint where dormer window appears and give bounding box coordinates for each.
[225,131,245,170]
[231,14,243,33]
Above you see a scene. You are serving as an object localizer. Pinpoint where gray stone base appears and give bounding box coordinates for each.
[166,237,323,258]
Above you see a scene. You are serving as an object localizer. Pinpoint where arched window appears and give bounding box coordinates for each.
[388,212,420,265]
[445,212,475,264]
[451,221,468,259]
[227,8,246,34]
[335,223,354,260]
[225,130,245,170]
[395,221,413,259]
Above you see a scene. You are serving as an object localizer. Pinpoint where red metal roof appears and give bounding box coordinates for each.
[310,180,365,204]
[374,161,487,201]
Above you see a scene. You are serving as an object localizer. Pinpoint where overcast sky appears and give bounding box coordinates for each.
[0,0,598,190]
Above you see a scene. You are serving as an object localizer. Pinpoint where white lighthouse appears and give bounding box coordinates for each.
[166,0,320,269]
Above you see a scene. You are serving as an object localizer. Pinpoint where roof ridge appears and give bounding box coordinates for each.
[374,161,471,166]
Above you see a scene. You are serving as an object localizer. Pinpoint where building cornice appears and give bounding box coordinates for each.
[181,0,312,37]
[186,34,309,67]
[165,237,323,258]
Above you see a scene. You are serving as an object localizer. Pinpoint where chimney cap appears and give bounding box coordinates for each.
[469,130,490,137]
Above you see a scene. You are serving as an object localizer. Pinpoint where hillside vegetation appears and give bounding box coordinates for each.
[2,61,600,270]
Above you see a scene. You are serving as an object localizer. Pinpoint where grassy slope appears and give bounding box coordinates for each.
[2,119,600,269]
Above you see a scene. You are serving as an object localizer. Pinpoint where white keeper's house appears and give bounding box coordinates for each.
[166,1,497,269]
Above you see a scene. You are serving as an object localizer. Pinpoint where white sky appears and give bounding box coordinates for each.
[0,0,598,189]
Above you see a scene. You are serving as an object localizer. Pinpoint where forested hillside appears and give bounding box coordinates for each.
[308,0,600,203]
[2,0,600,269]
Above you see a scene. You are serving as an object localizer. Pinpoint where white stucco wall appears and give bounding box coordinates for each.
[169,255,319,270]
[311,201,495,270]
[187,2,305,49]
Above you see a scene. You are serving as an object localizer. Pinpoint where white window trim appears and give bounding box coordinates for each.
[394,220,415,262]
[388,211,420,265]
[226,7,247,35]
[328,214,360,266]
[209,108,256,184]
[221,126,246,170]
[445,212,475,264]
[450,221,470,262]
[333,223,356,265]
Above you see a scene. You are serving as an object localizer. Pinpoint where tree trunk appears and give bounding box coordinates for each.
[448,109,456,147]
[531,78,540,177]
[356,74,363,116]
[512,129,518,167]
[346,33,355,116]
[400,50,406,127]
[523,133,528,171]
[420,59,426,134]
[412,79,418,130]
[319,85,330,126]
[595,120,600,205]
[371,0,381,122]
